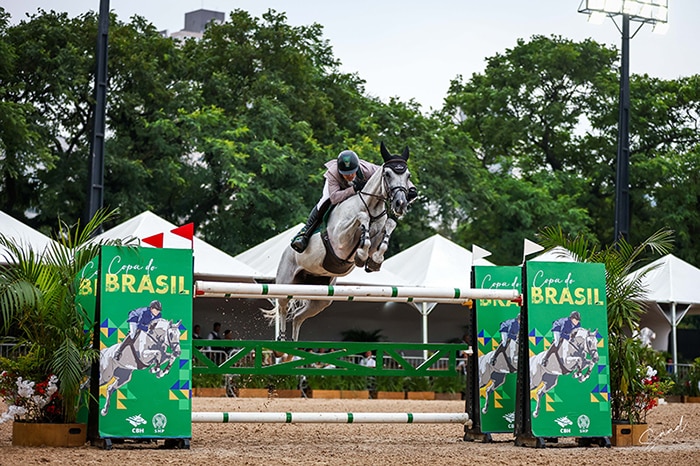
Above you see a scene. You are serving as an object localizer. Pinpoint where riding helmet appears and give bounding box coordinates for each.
[337,150,360,175]
[150,300,163,311]
[569,311,581,321]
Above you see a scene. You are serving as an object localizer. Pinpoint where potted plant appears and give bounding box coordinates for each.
[539,226,674,446]
[0,210,129,446]
[404,376,434,400]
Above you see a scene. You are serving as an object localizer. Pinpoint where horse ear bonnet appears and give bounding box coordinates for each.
[384,158,408,173]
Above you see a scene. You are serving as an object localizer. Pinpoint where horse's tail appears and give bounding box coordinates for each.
[261,300,280,326]
[261,298,306,326]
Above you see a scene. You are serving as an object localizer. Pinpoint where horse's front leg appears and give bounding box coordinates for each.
[354,224,370,267]
[366,219,397,272]
[156,355,175,378]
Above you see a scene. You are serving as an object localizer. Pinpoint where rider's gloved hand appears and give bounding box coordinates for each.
[353,178,366,192]
[407,186,418,201]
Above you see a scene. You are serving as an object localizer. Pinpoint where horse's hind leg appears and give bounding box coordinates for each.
[291,299,332,341]
[276,298,290,340]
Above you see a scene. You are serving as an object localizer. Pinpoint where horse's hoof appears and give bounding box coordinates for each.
[354,257,366,267]
[365,258,381,272]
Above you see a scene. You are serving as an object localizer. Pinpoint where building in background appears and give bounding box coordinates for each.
[165,9,225,41]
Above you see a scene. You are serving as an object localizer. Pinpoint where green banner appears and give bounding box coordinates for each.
[525,261,611,438]
[97,246,192,439]
[75,256,100,424]
[474,265,521,432]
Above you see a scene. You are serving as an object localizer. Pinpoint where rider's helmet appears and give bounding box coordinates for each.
[569,311,581,321]
[337,150,360,175]
[150,300,163,311]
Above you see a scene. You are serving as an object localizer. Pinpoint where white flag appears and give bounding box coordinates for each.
[523,238,544,262]
[472,244,492,263]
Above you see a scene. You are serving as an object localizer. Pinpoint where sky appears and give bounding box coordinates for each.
[4,1,699,111]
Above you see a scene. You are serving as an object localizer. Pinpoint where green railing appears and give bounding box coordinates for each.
[192,340,470,378]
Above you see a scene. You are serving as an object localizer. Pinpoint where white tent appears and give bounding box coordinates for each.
[95,211,262,282]
[627,254,700,365]
[0,210,60,265]
[234,223,301,281]
[382,234,493,352]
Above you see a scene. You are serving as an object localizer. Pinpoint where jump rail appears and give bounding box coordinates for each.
[194,281,521,304]
[192,412,471,425]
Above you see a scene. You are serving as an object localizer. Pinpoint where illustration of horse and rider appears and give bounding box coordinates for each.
[479,313,520,414]
[529,311,600,418]
[99,300,182,416]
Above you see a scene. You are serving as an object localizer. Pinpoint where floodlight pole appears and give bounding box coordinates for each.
[614,14,631,244]
[86,0,109,226]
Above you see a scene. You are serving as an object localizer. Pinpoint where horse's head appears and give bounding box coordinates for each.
[581,328,599,364]
[166,320,182,358]
[380,142,411,217]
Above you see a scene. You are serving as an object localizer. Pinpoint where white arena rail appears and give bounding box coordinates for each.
[194,281,520,304]
[192,411,471,425]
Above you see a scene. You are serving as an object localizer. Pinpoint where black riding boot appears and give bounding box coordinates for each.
[291,201,329,253]
[542,341,559,367]
[115,333,136,360]
[490,344,506,365]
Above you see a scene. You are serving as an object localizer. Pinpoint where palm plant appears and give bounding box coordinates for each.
[0,209,132,423]
[537,226,673,422]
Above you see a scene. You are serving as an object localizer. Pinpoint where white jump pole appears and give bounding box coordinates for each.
[194,281,520,304]
[192,412,471,425]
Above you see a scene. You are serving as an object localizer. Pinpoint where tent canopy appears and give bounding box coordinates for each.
[0,210,60,265]
[382,234,491,289]
[96,211,262,282]
[628,254,700,305]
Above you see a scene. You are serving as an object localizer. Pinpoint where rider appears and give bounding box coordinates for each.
[490,313,520,371]
[290,149,417,253]
[542,310,581,367]
[114,300,163,360]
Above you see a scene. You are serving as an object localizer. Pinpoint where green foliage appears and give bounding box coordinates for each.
[403,376,431,392]
[430,374,467,394]
[3,10,700,266]
[374,376,405,392]
[340,328,386,342]
[192,373,223,388]
[688,358,700,397]
[0,209,132,422]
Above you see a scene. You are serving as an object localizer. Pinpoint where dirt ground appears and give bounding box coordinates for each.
[1,397,698,465]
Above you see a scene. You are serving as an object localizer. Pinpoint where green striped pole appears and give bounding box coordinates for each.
[192,412,471,425]
[194,281,520,304]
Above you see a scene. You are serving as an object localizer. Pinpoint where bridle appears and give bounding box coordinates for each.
[358,159,409,221]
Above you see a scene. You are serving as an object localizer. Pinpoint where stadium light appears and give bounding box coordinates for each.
[577,0,668,243]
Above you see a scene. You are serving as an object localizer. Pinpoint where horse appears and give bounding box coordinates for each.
[529,327,599,418]
[478,343,518,414]
[264,142,413,341]
[99,318,182,416]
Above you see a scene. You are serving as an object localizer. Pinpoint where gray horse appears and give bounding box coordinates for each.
[264,143,412,341]
[478,344,518,414]
[99,318,182,416]
[529,327,599,418]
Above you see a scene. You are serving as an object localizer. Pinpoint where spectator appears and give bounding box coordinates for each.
[192,324,201,339]
[360,350,376,368]
[208,322,221,340]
